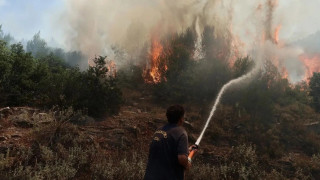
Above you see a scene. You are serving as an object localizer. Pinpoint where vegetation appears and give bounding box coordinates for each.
[2,25,320,179]
[0,38,122,118]
[310,72,320,112]
[152,28,232,104]
[0,109,146,179]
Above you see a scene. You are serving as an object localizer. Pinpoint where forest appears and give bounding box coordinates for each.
[1,23,320,179]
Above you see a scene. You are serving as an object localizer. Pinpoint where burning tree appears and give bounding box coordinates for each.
[143,37,168,84]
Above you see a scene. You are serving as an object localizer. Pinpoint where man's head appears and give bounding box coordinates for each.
[166,105,185,125]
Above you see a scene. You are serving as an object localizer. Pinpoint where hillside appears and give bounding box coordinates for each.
[1,86,320,179]
[2,18,320,179]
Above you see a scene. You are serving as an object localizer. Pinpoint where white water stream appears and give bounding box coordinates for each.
[195,66,259,146]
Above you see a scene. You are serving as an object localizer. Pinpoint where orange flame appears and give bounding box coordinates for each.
[299,54,320,82]
[274,25,281,44]
[229,35,245,66]
[106,60,117,77]
[143,37,167,84]
[281,67,289,79]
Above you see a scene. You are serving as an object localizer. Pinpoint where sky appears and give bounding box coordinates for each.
[0,0,64,47]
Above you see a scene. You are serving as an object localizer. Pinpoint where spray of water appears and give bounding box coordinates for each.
[195,66,259,146]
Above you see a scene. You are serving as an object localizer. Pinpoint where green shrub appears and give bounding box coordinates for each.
[0,40,122,117]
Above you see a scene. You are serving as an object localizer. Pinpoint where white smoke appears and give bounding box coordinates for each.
[61,0,209,58]
[60,0,320,81]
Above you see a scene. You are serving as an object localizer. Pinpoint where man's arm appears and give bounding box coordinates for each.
[178,154,191,170]
[176,129,192,170]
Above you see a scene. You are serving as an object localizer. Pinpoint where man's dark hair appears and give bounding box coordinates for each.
[166,105,185,124]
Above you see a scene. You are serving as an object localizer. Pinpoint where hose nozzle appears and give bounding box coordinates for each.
[188,144,199,162]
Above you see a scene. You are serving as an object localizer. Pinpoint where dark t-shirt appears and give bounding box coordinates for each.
[144,123,189,180]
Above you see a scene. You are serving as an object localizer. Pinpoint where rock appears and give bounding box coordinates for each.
[0,107,12,119]
[34,113,53,123]
[14,120,34,128]
[0,107,11,113]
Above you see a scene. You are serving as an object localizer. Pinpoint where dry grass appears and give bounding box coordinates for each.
[1,106,320,179]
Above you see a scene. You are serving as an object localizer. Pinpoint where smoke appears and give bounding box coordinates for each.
[60,0,320,82]
[59,0,257,54]
[62,0,209,59]
[264,0,278,42]
[60,0,252,65]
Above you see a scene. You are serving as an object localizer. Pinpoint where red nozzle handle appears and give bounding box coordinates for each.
[188,145,199,159]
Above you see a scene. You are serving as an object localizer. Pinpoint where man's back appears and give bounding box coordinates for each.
[144,123,188,180]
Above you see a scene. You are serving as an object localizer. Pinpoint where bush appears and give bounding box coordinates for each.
[0,110,146,179]
[187,144,287,180]
[151,27,233,106]
[309,72,320,112]
[0,40,122,117]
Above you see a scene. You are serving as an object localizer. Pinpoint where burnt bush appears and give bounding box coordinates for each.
[151,27,232,106]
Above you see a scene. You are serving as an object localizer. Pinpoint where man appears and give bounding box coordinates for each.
[144,105,196,180]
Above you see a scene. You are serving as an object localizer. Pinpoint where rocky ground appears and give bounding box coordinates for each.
[1,89,320,179]
[0,90,225,157]
[0,89,237,171]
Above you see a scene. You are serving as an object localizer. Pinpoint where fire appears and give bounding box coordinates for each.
[106,60,117,77]
[299,54,320,82]
[274,25,281,44]
[281,67,289,79]
[143,37,167,84]
[229,35,245,66]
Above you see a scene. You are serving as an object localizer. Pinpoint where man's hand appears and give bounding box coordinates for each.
[188,145,198,153]
[188,145,198,160]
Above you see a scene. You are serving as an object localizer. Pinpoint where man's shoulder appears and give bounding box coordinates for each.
[160,123,187,136]
[168,126,187,137]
